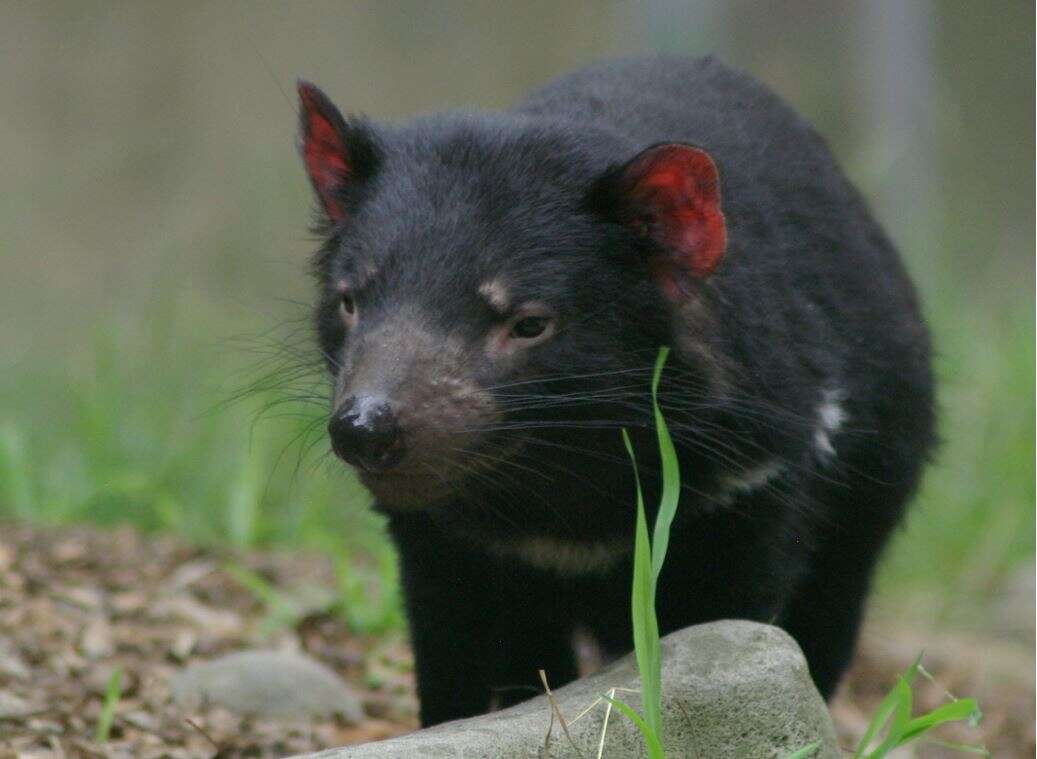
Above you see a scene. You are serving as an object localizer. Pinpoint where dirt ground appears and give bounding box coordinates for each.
[0,524,1031,758]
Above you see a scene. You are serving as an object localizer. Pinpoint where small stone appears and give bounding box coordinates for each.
[79,616,115,659]
[152,596,242,639]
[25,718,63,736]
[51,537,88,563]
[52,585,103,612]
[0,641,31,681]
[170,629,197,661]
[109,591,148,616]
[164,560,216,592]
[121,709,160,732]
[171,650,364,723]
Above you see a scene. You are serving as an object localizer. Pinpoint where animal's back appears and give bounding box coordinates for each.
[521,55,933,462]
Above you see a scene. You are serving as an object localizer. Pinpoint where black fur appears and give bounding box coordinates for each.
[298,56,935,726]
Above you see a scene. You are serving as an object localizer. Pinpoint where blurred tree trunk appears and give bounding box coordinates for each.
[852,0,941,272]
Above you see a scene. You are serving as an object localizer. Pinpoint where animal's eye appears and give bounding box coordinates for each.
[339,292,358,325]
[496,305,556,353]
[341,293,355,315]
[511,316,549,339]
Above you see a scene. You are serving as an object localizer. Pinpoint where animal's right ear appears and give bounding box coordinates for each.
[297,81,379,224]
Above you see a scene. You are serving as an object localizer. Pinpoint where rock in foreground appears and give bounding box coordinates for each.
[292,619,838,758]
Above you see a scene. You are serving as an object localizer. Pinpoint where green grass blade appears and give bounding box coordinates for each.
[855,654,922,757]
[0,424,34,520]
[866,676,914,758]
[94,665,123,743]
[897,698,980,745]
[225,563,298,628]
[649,346,679,584]
[602,695,665,759]
[227,453,260,548]
[622,429,662,744]
[854,683,902,756]
[783,740,822,758]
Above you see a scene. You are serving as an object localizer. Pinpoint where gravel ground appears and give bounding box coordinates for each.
[0,524,1031,758]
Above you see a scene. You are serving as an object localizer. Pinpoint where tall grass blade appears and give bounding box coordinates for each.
[615,345,682,755]
[622,429,662,745]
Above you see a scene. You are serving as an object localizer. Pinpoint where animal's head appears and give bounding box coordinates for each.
[297,82,727,509]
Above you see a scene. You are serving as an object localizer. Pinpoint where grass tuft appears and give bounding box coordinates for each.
[850,655,987,758]
[94,665,123,744]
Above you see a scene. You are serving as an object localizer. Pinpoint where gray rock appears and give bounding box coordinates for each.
[291,620,838,758]
[171,650,364,723]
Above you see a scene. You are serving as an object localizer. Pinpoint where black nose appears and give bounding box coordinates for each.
[327,396,405,472]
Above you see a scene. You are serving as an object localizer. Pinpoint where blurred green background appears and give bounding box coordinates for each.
[1,2,1032,635]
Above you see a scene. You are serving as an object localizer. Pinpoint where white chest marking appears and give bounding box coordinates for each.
[489,536,631,576]
[814,388,847,458]
[716,459,786,505]
[719,459,786,495]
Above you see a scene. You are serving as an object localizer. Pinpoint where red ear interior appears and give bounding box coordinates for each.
[298,82,351,221]
[619,143,727,296]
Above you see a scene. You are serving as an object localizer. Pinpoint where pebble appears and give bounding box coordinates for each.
[171,650,365,723]
[0,690,40,719]
[79,616,115,659]
[52,585,103,612]
[152,595,243,638]
[170,629,197,661]
[0,640,31,681]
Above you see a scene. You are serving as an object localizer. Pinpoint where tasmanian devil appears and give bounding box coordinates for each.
[293,56,935,726]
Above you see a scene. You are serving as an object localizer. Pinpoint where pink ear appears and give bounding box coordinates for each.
[298,82,353,222]
[606,143,727,298]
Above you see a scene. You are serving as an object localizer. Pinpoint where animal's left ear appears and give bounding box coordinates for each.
[589,143,726,299]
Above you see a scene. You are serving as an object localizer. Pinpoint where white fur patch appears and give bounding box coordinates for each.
[716,459,785,505]
[478,279,510,312]
[719,459,785,495]
[489,536,630,576]
[814,388,847,458]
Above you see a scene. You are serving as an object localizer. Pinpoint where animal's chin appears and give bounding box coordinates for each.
[357,469,458,510]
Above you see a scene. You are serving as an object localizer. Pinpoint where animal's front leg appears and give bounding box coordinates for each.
[389,516,510,726]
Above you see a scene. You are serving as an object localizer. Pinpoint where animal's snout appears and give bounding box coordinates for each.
[328,396,405,472]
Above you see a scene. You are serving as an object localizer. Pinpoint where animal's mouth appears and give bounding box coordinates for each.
[352,434,530,510]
